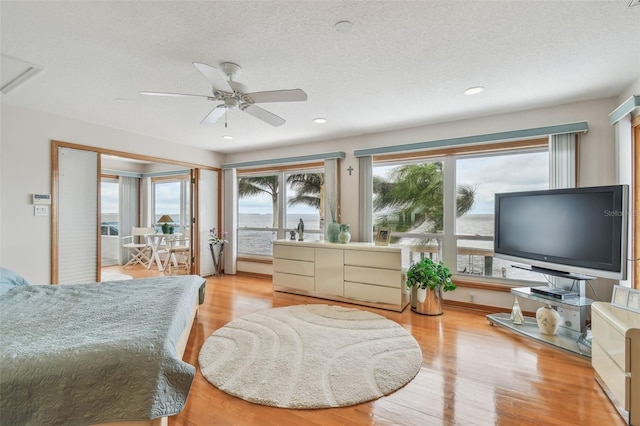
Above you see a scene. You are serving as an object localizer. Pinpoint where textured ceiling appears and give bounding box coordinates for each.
[1,1,639,154]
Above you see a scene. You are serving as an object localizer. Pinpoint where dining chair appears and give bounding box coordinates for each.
[121,227,155,268]
[163,237,191,275]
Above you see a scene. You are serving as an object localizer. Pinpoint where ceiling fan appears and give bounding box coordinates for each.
[140,62,307,127]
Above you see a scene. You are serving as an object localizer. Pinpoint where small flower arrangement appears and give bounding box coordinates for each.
[209,228,228,245]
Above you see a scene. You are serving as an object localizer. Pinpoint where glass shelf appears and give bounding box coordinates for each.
[511,286,593,307]
[486,313,591,358]
[486,286,594,358]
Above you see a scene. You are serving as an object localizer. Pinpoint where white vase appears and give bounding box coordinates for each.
[536,305,560,335]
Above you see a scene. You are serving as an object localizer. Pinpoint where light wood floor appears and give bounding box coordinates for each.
[105,265,624,426]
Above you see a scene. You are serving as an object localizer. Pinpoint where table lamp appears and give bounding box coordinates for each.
[157,215,174,234]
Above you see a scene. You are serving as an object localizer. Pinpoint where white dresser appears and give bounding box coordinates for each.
[273,240,409,312]
[591,301,640,425]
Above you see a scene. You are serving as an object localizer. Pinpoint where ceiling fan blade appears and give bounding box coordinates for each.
[246,89,307,103]
[201,105,226,125]
[241,104,285,127]
[140,91,212,99]
[193,62,233,93]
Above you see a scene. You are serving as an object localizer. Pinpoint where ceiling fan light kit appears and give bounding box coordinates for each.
[141,61,307,127]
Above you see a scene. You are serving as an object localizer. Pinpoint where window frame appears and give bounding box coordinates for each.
[372,138,550,286]
[151,175,191,234]
[237,163,325,257]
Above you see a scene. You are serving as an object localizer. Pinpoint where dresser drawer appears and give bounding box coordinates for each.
[273,258,314,276]
[592,308,627,371]
[344,281,401,305]
[273,272,314,292]
[592,340,629,410]
[344,250,400,270]
[273,244,315,262]
[344,265,402,288]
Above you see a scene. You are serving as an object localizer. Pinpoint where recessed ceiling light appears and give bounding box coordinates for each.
[464,86,485,95]
[313,118,327,124]
[114,97,130,103]
[222,135,234,140]
[334,21,353,33]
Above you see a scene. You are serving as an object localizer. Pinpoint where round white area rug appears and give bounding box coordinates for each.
[199,304,422,409]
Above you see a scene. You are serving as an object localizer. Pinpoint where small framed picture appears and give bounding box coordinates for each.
[627,291,640,312]
[375,228,390,246]
[612,285,629,308]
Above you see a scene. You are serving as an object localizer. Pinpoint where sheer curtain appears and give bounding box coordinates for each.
[119,176,140,265]
[549,133,577,189]
[358,155,373,242]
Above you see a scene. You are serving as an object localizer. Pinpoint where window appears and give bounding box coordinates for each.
[152,176,190,234]
[100,177,119,266]
[372,143,549,284]
[238,168,324,256]
[373,159,445,263]
[455,150,548,282]
[101,178,119,236]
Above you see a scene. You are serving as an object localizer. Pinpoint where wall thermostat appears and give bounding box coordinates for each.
[33,194,51,205]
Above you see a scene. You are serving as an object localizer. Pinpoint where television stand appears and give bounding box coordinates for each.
[510,264,595,281]
[487,286,593,358]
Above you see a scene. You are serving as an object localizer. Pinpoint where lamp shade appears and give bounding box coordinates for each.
[157,215,174,223]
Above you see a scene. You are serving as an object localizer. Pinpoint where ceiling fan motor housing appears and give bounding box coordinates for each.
[224,97,240,108]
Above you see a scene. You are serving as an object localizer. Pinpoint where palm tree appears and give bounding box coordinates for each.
[238,173,324,229]
[238,176,279,227]
[373,163,475,234]
[286,173,323,211]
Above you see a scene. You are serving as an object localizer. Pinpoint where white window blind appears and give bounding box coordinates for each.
[223,168,238,275]
[58,147,98,284]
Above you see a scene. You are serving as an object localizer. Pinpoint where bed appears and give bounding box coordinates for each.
[0,272,205,426]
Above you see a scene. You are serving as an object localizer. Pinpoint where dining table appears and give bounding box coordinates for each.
[145,233,182,271]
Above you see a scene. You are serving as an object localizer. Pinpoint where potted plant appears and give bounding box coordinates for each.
[406,257,456,315]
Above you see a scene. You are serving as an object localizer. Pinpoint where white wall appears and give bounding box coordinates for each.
[0,105,223,284]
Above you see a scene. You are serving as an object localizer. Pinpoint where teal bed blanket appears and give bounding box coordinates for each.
[0,275,205,426]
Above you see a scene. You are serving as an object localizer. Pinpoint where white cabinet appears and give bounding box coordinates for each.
[343,249,406,307]
[272,245,314,292]
[591,301,640,425]
[314,248,343,296]
[273,241,409,312]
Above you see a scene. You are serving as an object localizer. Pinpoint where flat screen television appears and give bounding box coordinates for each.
[494,185,629,281]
